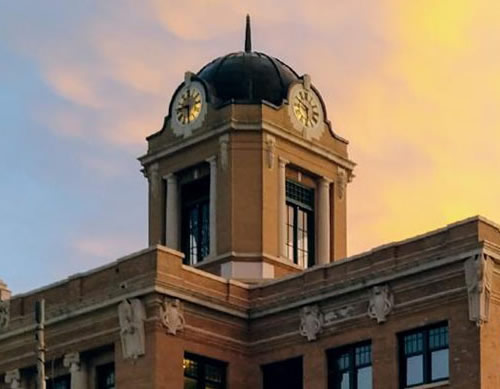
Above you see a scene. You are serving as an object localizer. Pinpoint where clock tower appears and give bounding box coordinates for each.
[139,16,355,281]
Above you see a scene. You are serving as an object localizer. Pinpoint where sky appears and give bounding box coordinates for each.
[1,1,499,294]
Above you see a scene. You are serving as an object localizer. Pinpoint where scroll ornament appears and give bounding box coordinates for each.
[161,299,185,335]
[299,305,323,341]
[0,300,9,331]
[367,285,394,324]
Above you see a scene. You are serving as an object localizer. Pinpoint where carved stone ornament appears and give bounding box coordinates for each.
[63,352,81,373]
[299,305,323,341]
[0,300,9,331]
[219,135,229,171]
[464,254,492,326]
[367,285,394,324]
[337,167,347,200]
[118,299,146,360]
[5,369,20,389]
[264,134,276,169]
[161,299,185,335]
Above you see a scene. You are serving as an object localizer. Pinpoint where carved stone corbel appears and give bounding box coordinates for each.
[337,167,347,200]
[161,299,185,335]
[63,352,80,373]
[367,284,394,324]
[299,305,323,341]
[5,369,21,389]
[465,254,492,326]
[0,300,9,332]
[118,299,146,359]
[219,135,229,171]
[264,134,276,169]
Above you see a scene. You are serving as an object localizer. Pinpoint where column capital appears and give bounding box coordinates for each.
[206,155,217,165]
[319,177,333,185]
[63,352,81,372]
[278,157,289,167]
[164,173,177,182]
[5,369,20,389]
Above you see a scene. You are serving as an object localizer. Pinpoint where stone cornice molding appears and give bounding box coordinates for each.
[139,119,356,172]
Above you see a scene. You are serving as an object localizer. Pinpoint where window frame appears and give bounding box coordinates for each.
[398,322,449,388]
[96,362,115,389]
[327,341,373,389]
[262,356,303,389]
[183,352,227,389]
[181,176,210,265]
[285,180,315,268]
[47,374,71,389]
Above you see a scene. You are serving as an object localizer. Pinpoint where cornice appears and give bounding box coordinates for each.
[138,118,356,172]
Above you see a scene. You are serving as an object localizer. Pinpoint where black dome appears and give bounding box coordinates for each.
[197,51,300,106]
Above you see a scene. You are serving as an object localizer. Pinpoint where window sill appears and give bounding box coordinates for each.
[405,381,449,389]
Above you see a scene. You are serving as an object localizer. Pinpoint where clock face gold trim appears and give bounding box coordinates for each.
[292,89,320,128]
[175,87,203,125]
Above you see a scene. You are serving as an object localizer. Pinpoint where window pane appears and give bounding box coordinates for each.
[357,366,372,389]
[184,358,198,377]
[404,333,423,355]
[355,344,372,367]
[337,352,350,371]
[200,203,210,259]
[406,355,424,386]
[340,372,350,389]
[429,326,448,350]
[184,377,198,389]
[431,349,449,381]
[205,363,223,383]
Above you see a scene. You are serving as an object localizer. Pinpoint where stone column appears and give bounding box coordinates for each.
[317,178,331,265]
[63,352,87,389]
[165,173,179,250]
[278,158,289,258]
[207,156,217,257]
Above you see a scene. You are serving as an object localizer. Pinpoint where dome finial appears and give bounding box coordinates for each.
[245,14,252,52]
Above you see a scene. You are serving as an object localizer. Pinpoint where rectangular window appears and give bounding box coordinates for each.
[262,356,303,389]
[183,353,226,389]
[96,363,115,389]
[327,342,372,389]
[399,323,449,388]
[47,375,70,389]
[286,180,314,268]
[181,176,210,265]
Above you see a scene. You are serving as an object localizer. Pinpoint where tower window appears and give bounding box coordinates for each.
[286,180,315,267]
[181,176,210,265]
[47,375,70,389]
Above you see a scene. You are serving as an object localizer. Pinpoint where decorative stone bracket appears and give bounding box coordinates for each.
[161,298,185,335]
[219,135,229,171]
[118,299,146,360]
[264,134,276,169]
[367,284,394,324]
[299,305,323,341]
[0,300,9,332]
[465,254,492,327]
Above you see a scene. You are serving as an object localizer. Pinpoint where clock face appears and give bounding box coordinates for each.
[292,88,321,128]
[287,82,325,140]
[174,86,203,125]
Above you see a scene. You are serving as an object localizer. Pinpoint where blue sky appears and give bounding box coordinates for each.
[2,1,500,294]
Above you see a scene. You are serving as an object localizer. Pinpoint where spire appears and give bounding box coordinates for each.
[245,14,252,52]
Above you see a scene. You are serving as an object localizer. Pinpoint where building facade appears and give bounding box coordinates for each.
[1,18,500,389]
